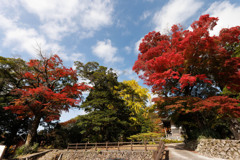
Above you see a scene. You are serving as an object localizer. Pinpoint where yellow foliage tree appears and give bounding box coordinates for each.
[117,80,152,121]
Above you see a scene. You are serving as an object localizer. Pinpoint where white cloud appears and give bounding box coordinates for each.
[0,1,20,19]
[0,4,68,58]
[70,53,86,62]
[92,39,123,63]
[135,38,142,54]
[0,14,16,31]
[40,22,75,41]
[80,0,113,30]
[3,27,44,55]
[0,14,63,58]
[58,52,85,62]
[153,0,203,33]
[20,0,79,21]
[114,68,141,82]
[0,0,114,61]
[204,1,240,35]
[124,46,131,54]
[20,0,114,40]
[114,68,134,77]
[140,10,152,21]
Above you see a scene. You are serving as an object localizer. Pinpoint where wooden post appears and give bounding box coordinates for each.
[85,142,88,151]
[106,142,108,151]
[95,143,97,151]
[118,142,120,151]
[145,141,147,151]
[155,141,165,160]
[76,143,78,150]
[131,141,133,151]
[165,150,169,160]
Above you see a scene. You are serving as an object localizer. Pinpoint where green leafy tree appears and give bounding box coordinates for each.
[39,63,156,145]
[37,119,82,149]
[74,62,138,142]
[76,110,130,142]
[0,56,29,149]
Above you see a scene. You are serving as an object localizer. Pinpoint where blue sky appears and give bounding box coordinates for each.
[1,0,240,122]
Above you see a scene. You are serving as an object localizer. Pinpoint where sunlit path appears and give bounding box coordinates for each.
[166,143,224,160]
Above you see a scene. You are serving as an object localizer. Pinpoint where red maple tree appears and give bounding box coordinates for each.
[4,54,90,145]
[133,14,240,94]
[133,14,240,138]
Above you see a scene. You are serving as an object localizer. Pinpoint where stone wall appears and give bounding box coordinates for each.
[38,150,155,160]
[195,139,240,160]
[18,150,52,160]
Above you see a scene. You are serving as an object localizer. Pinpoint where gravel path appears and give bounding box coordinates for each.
[165,143,225,160]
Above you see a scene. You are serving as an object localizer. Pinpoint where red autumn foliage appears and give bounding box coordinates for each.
[133,14,240,93]
[153,96,240,117]
[134,14,240,118]
[193,96,240,117]
[4,54,91,122]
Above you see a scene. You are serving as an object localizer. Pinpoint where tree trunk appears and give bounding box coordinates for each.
[229,118,240,140]
[25,116,41,146]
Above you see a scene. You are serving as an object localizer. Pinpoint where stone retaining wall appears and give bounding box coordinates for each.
[193,139,240,159]
[38,150,155,160]
[18,150,52,160]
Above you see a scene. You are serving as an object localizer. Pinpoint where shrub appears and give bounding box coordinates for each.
[128,132,163,141]
[161,139,183,143]
[15,143,39,157]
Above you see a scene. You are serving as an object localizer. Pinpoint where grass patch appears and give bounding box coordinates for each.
[14,143,39,157]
